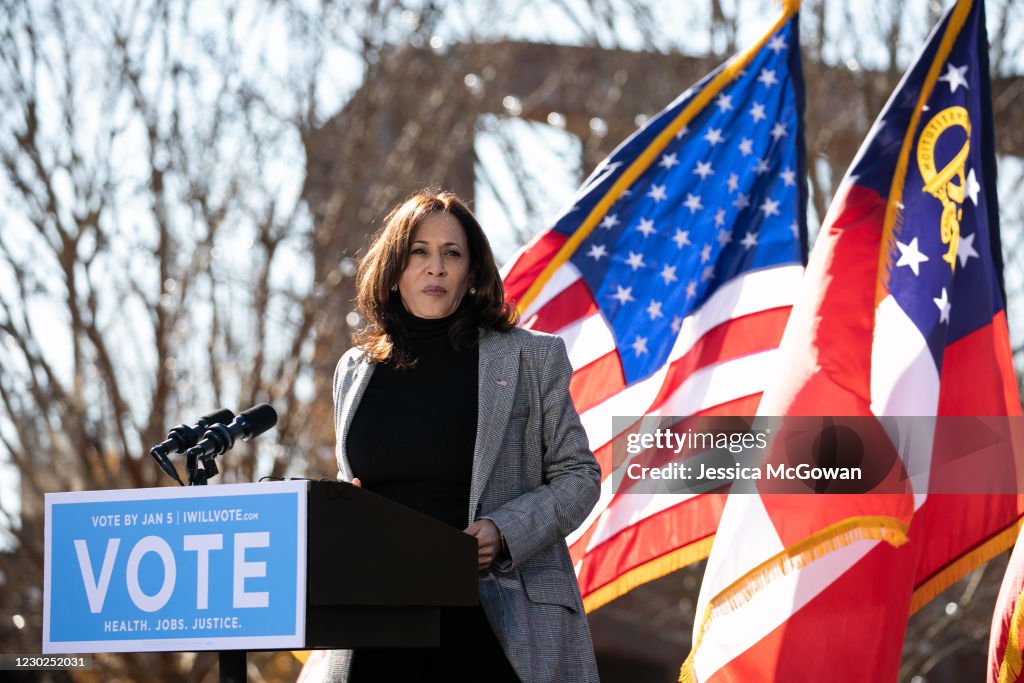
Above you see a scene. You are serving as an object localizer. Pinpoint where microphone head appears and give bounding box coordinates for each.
[199,408,235,426]
[239,403,278,439]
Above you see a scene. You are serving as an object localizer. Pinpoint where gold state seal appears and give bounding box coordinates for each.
[916,105,970,271]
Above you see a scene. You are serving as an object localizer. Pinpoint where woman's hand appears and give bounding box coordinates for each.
[464,519,502,570]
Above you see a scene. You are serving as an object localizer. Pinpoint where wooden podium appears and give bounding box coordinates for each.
[304,480,479,648]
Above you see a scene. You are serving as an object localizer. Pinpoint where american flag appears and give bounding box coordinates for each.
[501,3,806,610]
[686,1,1023,680]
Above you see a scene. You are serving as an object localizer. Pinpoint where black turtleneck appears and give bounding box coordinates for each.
[346,305,520,682]
[346,304,479,530]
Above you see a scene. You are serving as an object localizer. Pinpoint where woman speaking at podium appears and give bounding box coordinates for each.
[326,190,601,682]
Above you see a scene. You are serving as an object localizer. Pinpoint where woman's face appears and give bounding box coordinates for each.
[397,211,472,319]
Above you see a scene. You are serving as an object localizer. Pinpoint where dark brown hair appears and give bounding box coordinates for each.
[354,189,519,366]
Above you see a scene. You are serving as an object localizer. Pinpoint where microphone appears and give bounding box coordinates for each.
[150,409,235,485]
[186,404,278,482]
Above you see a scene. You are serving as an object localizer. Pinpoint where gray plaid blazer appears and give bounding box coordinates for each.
[324,326,601,683]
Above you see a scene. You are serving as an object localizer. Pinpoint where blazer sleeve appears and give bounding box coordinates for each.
[332,348,362,483]
[483,335,601,569]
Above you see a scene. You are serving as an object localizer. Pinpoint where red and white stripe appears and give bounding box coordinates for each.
[503,238,804,605]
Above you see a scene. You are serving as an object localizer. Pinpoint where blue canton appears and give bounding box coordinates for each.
[858,1,1003,370]
[552,20,806,384]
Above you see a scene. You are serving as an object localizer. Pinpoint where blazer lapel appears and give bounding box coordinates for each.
[336,358,375,482]
[469,330,520,519]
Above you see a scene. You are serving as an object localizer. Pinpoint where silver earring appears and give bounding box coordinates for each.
[390,284,398,292]
[469,287,477,295]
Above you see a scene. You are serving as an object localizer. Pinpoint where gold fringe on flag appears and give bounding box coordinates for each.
[911,517,1023,615]
[999,564,1024,683]
[711,515,907,618]
[679,515,909,682]
[680,648,699,683]
[583,536,715,613]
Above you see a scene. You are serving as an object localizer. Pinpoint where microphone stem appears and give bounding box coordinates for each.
[186,449,200,486]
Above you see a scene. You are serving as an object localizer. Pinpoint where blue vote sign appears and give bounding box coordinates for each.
[43,481,307,653]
